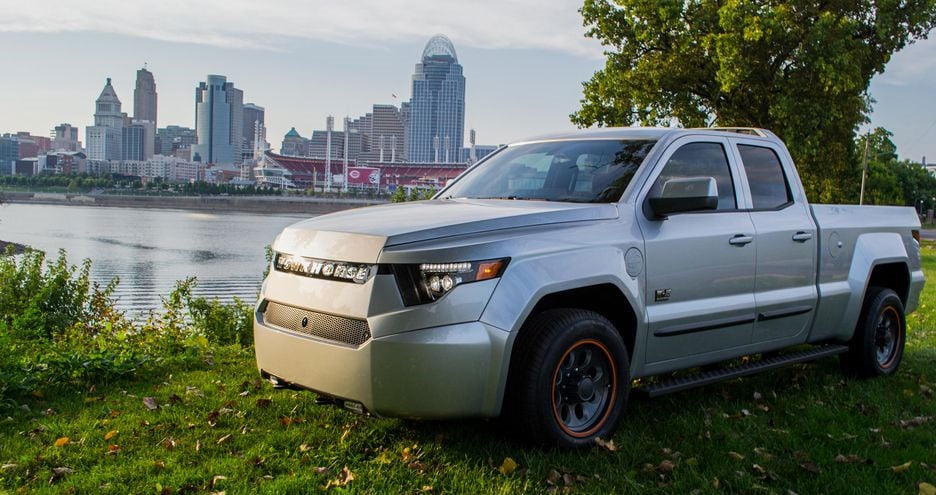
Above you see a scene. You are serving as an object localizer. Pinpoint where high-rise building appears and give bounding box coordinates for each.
[191,75,243,164]
[351,104,406,163]
[0,134,18,175]
[133,67,158,159]
[86,77,124,161]
[133,67,157,127]
[156,125,197,157]
[280,128,308,157]
[407,35,465,163]
[52,123,81,152]
[242,103,265,161]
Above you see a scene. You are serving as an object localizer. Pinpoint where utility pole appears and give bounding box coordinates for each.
[859,130,870,205]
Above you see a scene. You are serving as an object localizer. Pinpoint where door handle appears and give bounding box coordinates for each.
[792,231,813,242]
[729,234,754,246]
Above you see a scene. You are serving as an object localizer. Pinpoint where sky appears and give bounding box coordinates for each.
[1,0,934,162]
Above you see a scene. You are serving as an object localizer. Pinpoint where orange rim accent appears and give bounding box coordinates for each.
[550,338,617,438]
[879,306,902,368]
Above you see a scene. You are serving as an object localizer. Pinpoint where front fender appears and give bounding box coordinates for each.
[479,245,646,414]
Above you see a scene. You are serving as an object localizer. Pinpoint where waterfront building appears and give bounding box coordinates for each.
[52,123,81,152]
[132,66,158,158]
[406,35,466,163]
[307,128,362,162]
[191,75,243,165]
[350,104,406,163]
[10,132,51,159]
[37,151,87,175]
[242,103,265,161]
[86,78,124,161]
[133,67,158,127]
[122,120,155,161]
[256,150,465,192]
[0,134,17,175]
[280,127,308,157]
[156,125,197,157]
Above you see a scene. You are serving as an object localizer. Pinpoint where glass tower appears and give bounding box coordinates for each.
[191,75,243,165]
[407,35,465,163]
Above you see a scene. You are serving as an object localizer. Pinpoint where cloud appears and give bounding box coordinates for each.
[2,0,603,57]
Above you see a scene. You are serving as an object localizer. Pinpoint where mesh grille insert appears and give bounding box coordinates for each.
[263,301,371,346]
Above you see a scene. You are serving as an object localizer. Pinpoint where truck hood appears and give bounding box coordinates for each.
[273,199,619,262]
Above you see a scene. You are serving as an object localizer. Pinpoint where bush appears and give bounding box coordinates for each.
[0,248,255,406]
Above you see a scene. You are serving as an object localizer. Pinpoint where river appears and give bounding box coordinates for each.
[0,203,311,315]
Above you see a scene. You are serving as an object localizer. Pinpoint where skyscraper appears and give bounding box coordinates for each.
[242,103,265,161]
[52,123,81,152]
[86,78,124,161]
[133,67,157,159]
[191,75,243,164]
[407,35,465,163]
[133,67,157,127]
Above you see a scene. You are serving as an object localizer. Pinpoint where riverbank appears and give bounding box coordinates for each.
[0,240,27,255]
[0,191,387,215]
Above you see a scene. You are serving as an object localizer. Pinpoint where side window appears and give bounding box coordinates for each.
[653,142,736,210]
[738,145,792,209]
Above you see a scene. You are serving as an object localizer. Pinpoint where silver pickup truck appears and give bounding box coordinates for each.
[254,127,925,447]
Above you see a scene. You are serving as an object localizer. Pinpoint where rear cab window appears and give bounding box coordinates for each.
[737,145,793,210]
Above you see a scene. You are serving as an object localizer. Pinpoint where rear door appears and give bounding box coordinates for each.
[638,136,757,366]
[730,139,818,344]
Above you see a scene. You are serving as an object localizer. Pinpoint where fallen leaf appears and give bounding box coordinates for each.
[325,466,355,488]
[891,461,913,473]
[595,437,618,452]
[658,460,675,473]
[256,398,272,409]
[211,475,227,490]
[54,437,71,447]
[728,451,745,461]
[196,440,202,452]
[167,394,182,405]
[753,391,763,401]
[314,467,330,475]
[1,463,18,471]
[49,466,72,484]
[239,390,249,397]
[498,457,518,475]
[106,444,121,455]
[919,482,936,495]
[153,461,166,470]
[897,416,932,429]
[799,462,820,474]
[217,434,232,445]
[754,448,774,461]
[143,397,159,410]
[104,430,118,441]
[546,468,561,486]
[834,454,864,464]
[712,478,720,489]
[299,443,312,453]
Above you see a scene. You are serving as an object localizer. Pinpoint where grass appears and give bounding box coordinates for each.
[2,255,936,494]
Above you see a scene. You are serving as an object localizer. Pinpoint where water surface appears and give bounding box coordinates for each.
[0,203,310,315]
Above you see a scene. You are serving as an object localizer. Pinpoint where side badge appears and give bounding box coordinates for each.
[654,289,671,302]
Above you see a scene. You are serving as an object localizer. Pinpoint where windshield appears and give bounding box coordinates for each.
[440,139,657,203]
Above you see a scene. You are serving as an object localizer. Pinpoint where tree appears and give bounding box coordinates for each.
[573,0,936,202]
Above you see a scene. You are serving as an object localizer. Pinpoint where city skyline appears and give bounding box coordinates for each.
[1,4,934,162]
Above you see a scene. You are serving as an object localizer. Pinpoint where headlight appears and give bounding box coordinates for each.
[385,259,509,306]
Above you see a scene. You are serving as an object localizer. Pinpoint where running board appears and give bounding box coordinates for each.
[639,345,849,398]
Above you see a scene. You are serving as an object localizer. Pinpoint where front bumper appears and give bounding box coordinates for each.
[254,312,509,419]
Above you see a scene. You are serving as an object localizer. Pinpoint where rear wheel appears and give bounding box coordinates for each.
[841,287,906,377]
[507,309,629,448]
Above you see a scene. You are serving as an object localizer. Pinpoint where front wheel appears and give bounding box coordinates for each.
[507,309,630,448]
[841,287,906,377]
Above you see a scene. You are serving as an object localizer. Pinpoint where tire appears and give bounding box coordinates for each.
[841,287,906,378]
[506,309,630,448]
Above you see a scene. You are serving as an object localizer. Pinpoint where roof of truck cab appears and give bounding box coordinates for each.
[512,127,777,145]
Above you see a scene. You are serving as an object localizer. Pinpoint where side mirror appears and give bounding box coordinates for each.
[648,177,718,218]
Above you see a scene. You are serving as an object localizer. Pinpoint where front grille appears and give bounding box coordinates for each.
[263,301,371,346]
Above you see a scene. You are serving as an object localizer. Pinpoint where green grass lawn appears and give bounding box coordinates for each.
[2,254,936,494]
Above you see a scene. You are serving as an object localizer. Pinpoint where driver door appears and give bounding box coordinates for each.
[637,136,757,368]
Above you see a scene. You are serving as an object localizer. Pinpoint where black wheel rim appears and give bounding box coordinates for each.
[874,306,900,367]
[552,340,615,435]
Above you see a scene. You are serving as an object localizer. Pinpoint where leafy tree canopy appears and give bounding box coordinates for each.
[573,0,936,202]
